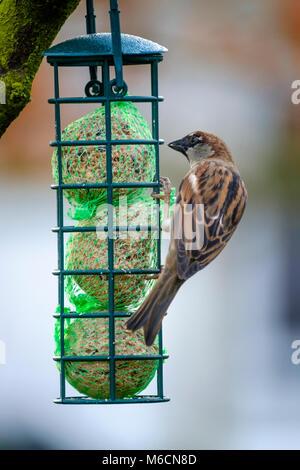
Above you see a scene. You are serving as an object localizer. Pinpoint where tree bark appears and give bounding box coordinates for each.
[0,0,81,137]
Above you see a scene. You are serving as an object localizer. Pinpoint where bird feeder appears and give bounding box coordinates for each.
[43,0,169,404]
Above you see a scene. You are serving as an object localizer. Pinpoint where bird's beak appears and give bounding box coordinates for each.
[168,138,189,158]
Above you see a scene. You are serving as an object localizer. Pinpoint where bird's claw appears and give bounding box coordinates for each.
[151,176,172,203]
[159,176,172,194]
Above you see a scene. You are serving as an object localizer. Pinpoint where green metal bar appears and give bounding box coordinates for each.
[47,56,164,67]
[151,60,161,270]
[53,268,160,276]
[103,58,116,401]
[157,329,164,398]
[52,225,159,233]
[54,63,66,401]
[51,181,160,190]
[55,396,170,405]
[151,59,165,399]
[109,0,124,90]
[86,0,96,34]
[50,139,164,146]
[54,354,168,361]
[48,96,164,104]
[53,312,131,319]
[85,0,98,85]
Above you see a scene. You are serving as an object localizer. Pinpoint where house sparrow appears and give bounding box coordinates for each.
[126,131,247,346]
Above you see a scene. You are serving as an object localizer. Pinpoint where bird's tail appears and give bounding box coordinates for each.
[126,271,183,346]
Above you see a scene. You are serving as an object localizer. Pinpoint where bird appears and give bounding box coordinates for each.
[126,130,247,346]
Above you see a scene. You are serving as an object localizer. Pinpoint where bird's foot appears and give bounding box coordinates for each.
[152,177,172,232]
[151,176,172,204]
[159,176,172,205]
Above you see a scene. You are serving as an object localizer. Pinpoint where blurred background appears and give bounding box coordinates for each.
[0,0,300,450]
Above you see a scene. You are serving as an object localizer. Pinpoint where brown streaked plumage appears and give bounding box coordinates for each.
[126,131,247,346]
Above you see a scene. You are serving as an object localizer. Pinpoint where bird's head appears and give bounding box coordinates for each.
[168,131,232,164]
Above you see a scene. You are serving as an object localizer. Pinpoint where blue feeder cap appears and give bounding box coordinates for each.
[43,33,167,65]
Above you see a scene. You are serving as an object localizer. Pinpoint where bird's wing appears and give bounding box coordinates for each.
[174,160,247,280]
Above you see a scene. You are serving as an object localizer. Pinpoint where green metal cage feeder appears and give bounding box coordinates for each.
[44,0,169,404]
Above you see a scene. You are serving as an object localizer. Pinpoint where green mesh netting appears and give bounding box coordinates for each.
[64,191,175,314]
[55,317,159,399]
[52,101,156,219]
[65,199,156,312]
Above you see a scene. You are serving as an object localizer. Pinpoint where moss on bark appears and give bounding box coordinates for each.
[0,0,81,137]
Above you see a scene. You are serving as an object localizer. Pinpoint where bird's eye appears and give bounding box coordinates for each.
[191,136,200,145]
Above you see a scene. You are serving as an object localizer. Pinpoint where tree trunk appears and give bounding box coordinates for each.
[0,0,81,137]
